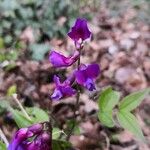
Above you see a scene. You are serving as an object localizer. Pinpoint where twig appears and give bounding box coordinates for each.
[12,94,31,121]
[0,128,9,147]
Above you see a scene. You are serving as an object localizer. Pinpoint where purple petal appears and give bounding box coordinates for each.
[61,86,76,96]
[84,78,96,91]
[28,124,43,135]
[68,18,91,42]
[75,70,87,84]
[86,64,100,78]
[49,50,79,67]
[49,51,68,67]
[8,128,28,150]
[51,89,63,100]
[53,75,61,86]
[26,142,37,150]
[51,74,76,100]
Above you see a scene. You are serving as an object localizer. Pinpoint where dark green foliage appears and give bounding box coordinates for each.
[0,0,91,46]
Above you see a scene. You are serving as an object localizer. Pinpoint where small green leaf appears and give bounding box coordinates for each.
[98,110,114,127]
[0,141,6,150]
[52,128,61,139]
[98,87,120,112]
[10,108,33,128]
[52,139,72,150]
[7,85,17,96]
[117,111,145,141]
[26,107,49,123]
[119,88,150,111]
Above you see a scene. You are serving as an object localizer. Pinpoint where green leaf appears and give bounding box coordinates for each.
[119,88,150,111]
[52,128,61,139]
[10,108,33,128]
[26,107,49,123]
[98,87,120,112]
[7,85,17,96]
[52,139,72,150]
[98,110,114,127]
[0,141,6,150]
[29,43,50,61]
[117,111,145,141]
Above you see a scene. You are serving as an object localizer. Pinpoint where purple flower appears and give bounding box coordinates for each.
[8,123,51,150]
[8,128,28,150]
[49,50,80,67]
[26,132,51,150]
[68,18,91,44]
[75,64,100,91]
[51,75,76,100]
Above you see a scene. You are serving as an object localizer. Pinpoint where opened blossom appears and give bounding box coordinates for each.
[75,64,100,91]
[68,18,91,42]
[51,75,76,100]
[68,18,91,49]
[8,123,51,150]
[49,50,80,67]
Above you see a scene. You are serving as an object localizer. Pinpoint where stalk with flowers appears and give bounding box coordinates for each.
[1,18,149,150]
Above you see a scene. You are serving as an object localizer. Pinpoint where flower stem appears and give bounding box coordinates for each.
[12,94,31,121]
[66,56,81,140]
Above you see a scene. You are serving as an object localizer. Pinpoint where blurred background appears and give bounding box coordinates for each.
[0,0,150,149]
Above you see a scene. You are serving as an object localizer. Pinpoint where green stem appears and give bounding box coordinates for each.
[66,56,81,140]
[12,94,31,121]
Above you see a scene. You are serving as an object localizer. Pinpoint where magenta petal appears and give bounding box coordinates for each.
[68,18,91,42]
[51,75,76,100]
[74,64,100,91]
[26,142,37,150]
[53,75,61,86]
[61,86,76,96]
[49,51,69,67]
[75,70,87,84]
[49,50,79,67]
[86,64,100,78]
[8,128,28,150]
[8,124,51,150]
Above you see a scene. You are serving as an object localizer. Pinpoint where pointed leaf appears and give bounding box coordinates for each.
[119,88,150,111]
[98,110,114,127]
[117,111,145,141]
[98,87,120,111]
[10,108,33,128]
[26,107,49,123]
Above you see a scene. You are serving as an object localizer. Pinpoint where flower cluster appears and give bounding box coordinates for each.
[49,18,100,100]
[8,123,51,150]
